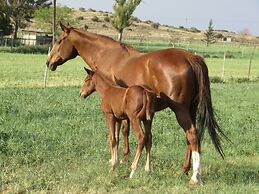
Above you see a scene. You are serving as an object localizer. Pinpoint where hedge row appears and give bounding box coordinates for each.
[0,45,49,54]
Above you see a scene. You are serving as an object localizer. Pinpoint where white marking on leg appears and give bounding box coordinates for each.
[145,152,151,172]
[129,169,135,178]
[190,151,202,184]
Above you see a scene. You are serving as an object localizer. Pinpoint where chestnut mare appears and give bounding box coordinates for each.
[80,67,156,178]
[46,23,228,184]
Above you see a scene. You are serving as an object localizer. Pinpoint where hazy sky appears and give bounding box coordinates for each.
[58,0,259,35]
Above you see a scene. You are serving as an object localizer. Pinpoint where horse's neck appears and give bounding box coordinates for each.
[94,73,114,98]
[69,29,139,69]
[69,30,101,67]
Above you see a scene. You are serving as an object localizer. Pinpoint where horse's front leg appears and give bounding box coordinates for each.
[105,113,118,171]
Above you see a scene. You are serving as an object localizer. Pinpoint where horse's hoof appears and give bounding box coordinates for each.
[189,176,202,185]
[183,166,190,174]
[189,179,198,185]
[129,170,135,178]
[145,166,151,172]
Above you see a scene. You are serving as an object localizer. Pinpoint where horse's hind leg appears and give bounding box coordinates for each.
[183,106,197,174]
[143,118,153,172]
[129,116,145,178]
[183,141,191,174]
[121,119,130,163]
[174,107,202,184]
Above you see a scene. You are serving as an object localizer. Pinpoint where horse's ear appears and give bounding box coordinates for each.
[60,22,70,33]
[84,67,94,76]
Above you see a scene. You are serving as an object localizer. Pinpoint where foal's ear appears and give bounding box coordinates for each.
[60,22,70,33]
[84,67,94,76]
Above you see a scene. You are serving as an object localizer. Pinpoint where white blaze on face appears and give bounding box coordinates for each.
[190,151,202,183]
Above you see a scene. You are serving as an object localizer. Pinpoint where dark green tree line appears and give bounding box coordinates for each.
[0,0,50,39]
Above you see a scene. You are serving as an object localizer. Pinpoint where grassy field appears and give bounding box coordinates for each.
[0,51,259,193]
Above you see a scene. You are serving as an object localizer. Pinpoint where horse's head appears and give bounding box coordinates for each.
[46,23,78,71]
[80,67,96,98]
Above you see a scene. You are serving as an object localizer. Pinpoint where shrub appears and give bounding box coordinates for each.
[210,76,223,83]
[189,27,200,33]
[131,16,140,22]
[225,51,235,59]
[91,16,100,22]
[88,8,96,12]
[79,7,86,12]
[84,25,88,31]
[77,16,84,20]
[203,54,210,58]
[0,45,49,54]
[102,24,108,28]
[103,16,110,22]
[230,77,250,83]
[151,23,159,29]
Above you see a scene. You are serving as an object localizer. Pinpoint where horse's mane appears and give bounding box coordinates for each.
[72,28,138,53]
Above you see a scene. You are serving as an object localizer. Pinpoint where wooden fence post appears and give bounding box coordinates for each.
[248,46,256,79]
[221,52,226,82]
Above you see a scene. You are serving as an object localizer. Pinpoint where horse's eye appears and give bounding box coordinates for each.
[58,40,62,44]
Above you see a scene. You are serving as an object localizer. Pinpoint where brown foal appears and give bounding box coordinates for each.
[80,67,156,178]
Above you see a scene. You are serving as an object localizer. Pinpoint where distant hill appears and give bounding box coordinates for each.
[29,8,259,44]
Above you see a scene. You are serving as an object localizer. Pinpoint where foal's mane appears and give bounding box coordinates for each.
[94,69,118,88]
[72,28,138,53]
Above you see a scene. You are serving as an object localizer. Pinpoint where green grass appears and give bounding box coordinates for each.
[0,51,259,193]
[0,84,259,193]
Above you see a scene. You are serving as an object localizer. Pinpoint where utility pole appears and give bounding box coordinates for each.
[52,0,56,45]
[44,0,56,88]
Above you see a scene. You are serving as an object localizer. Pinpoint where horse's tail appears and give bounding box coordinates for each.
[188,55,230,158]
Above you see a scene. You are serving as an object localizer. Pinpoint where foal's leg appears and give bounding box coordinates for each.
[175,108,202,184]
[105,113,118,171]
[129,116,145,178]
[143,118,153,172]
[115,120,122,162]
[121,119,130,163]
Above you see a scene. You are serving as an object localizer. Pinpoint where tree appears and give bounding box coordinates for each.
[0,3,13,35]
[111,0,141,42]
[33,6,73,33]
[4,0,50,40]
[202,19,217,47]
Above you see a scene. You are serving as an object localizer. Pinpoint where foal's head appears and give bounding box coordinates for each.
[46,23,78,71]
[80,67,95,98]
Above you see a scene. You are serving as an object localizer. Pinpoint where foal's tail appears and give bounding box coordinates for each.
[189,55,230,158]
